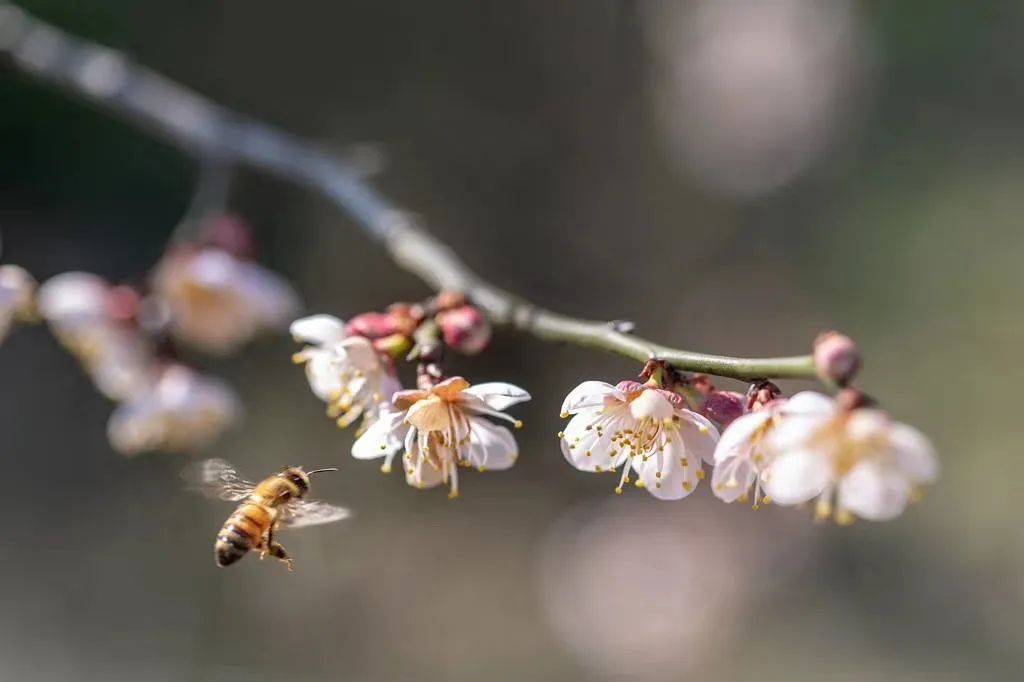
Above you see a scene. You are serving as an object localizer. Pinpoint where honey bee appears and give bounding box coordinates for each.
[186,458,349,570]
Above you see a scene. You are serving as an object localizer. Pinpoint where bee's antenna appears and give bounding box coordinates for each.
[306,467,340,476]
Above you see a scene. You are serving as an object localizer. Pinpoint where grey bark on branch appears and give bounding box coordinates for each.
[0,2,817,382]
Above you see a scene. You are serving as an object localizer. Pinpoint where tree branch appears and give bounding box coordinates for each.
[0,2,817,382]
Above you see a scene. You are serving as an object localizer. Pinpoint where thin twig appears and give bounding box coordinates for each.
[0,2,817,382]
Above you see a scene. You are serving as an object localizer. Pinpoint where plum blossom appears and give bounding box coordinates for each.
[107,364,240,455]
[0,265,37,343]
[559,380,719,500]
[152,246,298,355]
[711,392,833,507]
[37,272,156,400]
[762,392,939,523]
[351,377,530,498]
[291,314,401,432]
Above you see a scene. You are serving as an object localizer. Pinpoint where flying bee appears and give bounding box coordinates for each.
[185,458,349,571]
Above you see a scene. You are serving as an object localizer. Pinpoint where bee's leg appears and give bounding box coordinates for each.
[266,527,294,571]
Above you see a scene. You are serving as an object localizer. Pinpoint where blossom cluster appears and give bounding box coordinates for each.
[3,214,297,455]
[559,369,938,523]
[291,291,520,498]
[6,214,939,525]
[290,299,936,523]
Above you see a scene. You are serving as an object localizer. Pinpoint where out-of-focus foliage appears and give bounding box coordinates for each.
[2,1,1023,680]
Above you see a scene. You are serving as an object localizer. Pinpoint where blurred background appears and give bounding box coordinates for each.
[2,1,1022,680]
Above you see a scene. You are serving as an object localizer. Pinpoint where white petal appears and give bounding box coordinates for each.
[889,422,939,483]
[107,397,162,456]
[629,389,673,420]
[677,410,720,464]
[636,434,702,500]
[290,315,346,345]
[560,408,627,472]
[404,441,445,489]
[240,264,300,327]
[37,272,109,322]
[782,391,837,417]
[711,457,758,503]
[713,410,773,464]
[837,461,909,521]
[845,409,891,442]
[376,373,403,407]
[466,417,519,470]
[303,348,343,401]
[338,336,382,370]
[763,449,831,505]
[461,382,531,411]
[769,412,831,453]
[560,381,619,415]
[352,408,408,460]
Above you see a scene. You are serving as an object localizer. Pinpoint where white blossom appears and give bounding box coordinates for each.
[762,392,939,523]
[107,364,240,455]
[153,247,299,354]
[558,380,719,500]
[0,265,36,343]
[711,392,833,507]
[37,272,156,400]
[351,377,530,498]
[291,314,401,432]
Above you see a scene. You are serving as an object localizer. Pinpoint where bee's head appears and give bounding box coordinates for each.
[280,467,311,498]
[280,466,338,499]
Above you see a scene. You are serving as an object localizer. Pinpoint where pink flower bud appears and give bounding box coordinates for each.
[702,390,746,426]
[201,214,256,260]
[434,291,467,312]
[372,332,413,359]
[345,312,403,340]
[436,305,491,355]
[814,331,861,386]
[106,285,141,323]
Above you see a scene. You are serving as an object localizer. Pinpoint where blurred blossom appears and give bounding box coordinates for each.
[107,363,240,455]
[711,392,822,505]
[152,245,299,355]
[538,499,750,680]
[352,377,530,497]
[645,0,867,198]
[0,264,37,343]
[763,392,939,523]
[291,314,402,431]
[37,272,156,400]
[559,380,718,499]
[36,271,110,345]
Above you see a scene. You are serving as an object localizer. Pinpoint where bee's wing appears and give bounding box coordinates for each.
[278,499,351,528]
[182,458,257,502]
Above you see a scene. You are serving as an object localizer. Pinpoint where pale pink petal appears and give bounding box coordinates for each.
[290,315,346,345]
[782,391,837,417]
[352,408,408,460]
[763,449,831,505]
[677,410,720,464]
[713,409,773,464]
[837,460,909,521]
[629,389,674,420]
[461,382,531,411]
[560,408,626,472]
[560,381,620,415]
[636,434,702,500]
[889,423,939,483]
[465,417,519,470]
[711,457,758,503]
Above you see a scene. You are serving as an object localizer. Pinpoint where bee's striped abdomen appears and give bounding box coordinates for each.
[214,502,272,567]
